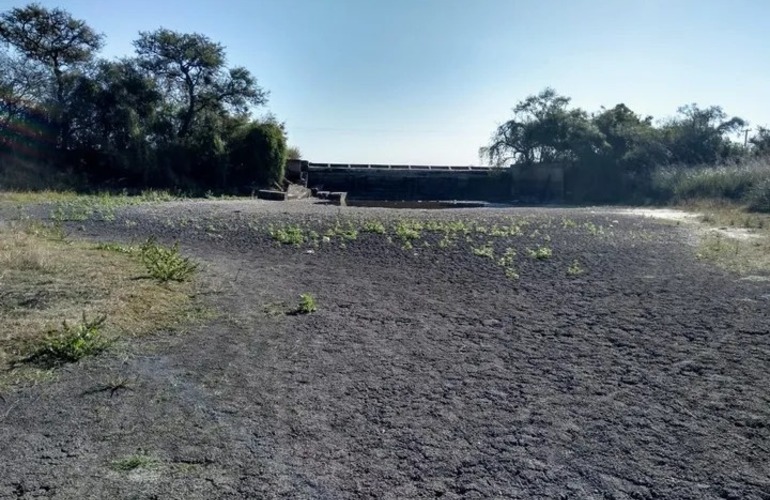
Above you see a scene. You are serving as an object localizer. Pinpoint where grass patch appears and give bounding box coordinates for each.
[25,313,108,366]
[296,293,318,314]
[652,157,770,209]
[472,244,495,259]
[527,246,553,260]
[673,200,770,274]
[269,224,305,245]
[361,220,386,234]
[0,189,180,206]
[140,238,198,282]
[0,224,199,386]
[567,260,585,276]
[110,453,157,472]
[395,220,422,243]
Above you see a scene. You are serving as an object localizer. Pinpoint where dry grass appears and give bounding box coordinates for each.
[0,190,82,204]
[0,224,201,387]
[677,200,770,275]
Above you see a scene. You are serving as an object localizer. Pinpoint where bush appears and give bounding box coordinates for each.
[229,122,288,192]
[747,177,770,213]
[651,158,770,202]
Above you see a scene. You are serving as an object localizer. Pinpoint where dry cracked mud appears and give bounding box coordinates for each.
[1,200,768,499]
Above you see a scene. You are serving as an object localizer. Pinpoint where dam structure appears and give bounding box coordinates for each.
[287,160,565,203]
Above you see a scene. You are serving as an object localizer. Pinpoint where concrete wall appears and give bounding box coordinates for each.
[306,163,510,201]
[296,161,565,202]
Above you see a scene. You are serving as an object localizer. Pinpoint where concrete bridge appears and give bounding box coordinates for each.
[286,160,564,202]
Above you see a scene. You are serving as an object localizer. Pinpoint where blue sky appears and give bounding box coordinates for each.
[4,0,769,164]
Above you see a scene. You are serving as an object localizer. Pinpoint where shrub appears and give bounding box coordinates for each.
[140,238,198,282]
[229,121,288,191]
[297,293,317,314]
[29,313,108,365]
[746,177,770,213]
[651,157,770,202]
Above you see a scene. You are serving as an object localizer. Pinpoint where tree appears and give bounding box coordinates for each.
[0,48,48,127]
[749,127,770,156]
[65,58,165,183]
[480,88,603,166]
[134,28,267,141]
[660,104,746,165]
[0,3,103,148]
[229,121,287,191]
[287,146,302,160]
[592,104,668,174]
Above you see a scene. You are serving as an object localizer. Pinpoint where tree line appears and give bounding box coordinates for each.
[0,3,298,193]
[481,88,770,202]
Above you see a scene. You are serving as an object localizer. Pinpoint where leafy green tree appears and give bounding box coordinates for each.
[480,88,603,166]
[134,29,267,141]
[592,104,668,174]
[0,48,47,128]
[660,104,746,165]
[66,59,164,183]
[229,121,287,191]
[749,127,770,156]
[0,3,103,148]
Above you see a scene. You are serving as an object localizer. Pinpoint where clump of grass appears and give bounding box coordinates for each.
[336,225,358,241]
[362,220,386,234]
[437,235,454,249]
[94,242,136,254]
[0,232,56,273]
[567,260,585,276]
[269,224,305,245]
[297,293,317,314]
[583,222,603,236]
[472,244,495,259]
[527,246,553,260]
[27,313,108,365]
[140,238,198,282]
[505,267,520,280]
[497,247,517,267]
[395,220,422,243]
[110,452,157,472]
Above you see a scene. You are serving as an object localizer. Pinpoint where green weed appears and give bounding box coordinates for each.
[527,246,553,260]
[297,293,317,314]
[505,267,520,280]
[497,247,517,267]
[269,224,305,245]
[140,238,198,282]
[472,244,495,259]
[110,453,157,472]
[362,220,386,234]
[567,260,585,276]
[27,313,108,365]
[395,220,422,242]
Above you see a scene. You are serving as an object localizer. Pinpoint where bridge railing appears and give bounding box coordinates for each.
[307,163,498,171]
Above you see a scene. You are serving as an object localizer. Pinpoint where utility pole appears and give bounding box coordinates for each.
[744,128,751,148]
